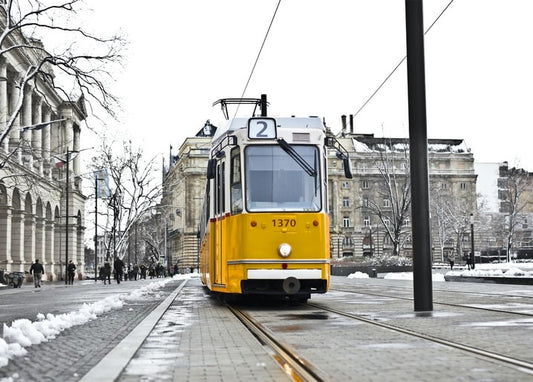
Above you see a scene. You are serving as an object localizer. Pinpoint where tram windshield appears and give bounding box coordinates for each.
[245,145,321,212]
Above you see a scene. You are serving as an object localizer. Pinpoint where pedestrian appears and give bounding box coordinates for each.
[29,259,44,288]
[447,254,455,270]
[173,263,178,276]
[103,262,111,285]
[140,264,147,279]
[133,264,139,280]
[114,257,124,284]
[466,253,472,270]
[67,260,76,284]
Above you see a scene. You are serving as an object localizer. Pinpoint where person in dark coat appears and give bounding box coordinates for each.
[29,259,45,288]
[67,260,76,284]
[103,262,111,285]
[114,257,124,284]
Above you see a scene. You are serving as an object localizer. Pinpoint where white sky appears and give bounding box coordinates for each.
[82,0,533,170]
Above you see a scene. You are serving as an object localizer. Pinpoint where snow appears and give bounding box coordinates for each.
[0,274,196,369]
[346,262,533,281]
[445,262,533,278]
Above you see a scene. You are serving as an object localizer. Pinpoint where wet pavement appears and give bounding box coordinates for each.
[0,277,181,382]
[2,275,533,381]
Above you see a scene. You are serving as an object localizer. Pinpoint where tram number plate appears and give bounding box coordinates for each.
[271,218,297,230]
[248,118,276,139]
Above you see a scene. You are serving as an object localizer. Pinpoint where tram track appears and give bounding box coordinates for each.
[227,303,327,382]
[307,301,533,375]
[330,287,533,318]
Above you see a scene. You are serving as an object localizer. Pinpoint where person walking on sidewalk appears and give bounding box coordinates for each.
[67,260,76,285]
[103,262,111,285]
[29,259,44,288]
[114,257,124,284]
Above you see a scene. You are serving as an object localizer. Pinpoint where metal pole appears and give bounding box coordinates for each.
[94,174,98,282]
[65,151,69,285]
[470,213,475,269]
[405,0,433,312]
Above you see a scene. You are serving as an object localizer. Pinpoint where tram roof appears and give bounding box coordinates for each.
[212,116,325,142]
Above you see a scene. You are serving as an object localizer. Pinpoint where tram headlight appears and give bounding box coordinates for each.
[278,243,292,258]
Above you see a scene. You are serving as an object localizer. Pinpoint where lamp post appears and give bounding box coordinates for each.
[470,213,475,270]
[369,224,373,257]
[64,150,71,284]
[59,147,92,284]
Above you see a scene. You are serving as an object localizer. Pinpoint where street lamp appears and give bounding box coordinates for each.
[57,147,92,284]
[470,213,475,270]
[369,224,373,257]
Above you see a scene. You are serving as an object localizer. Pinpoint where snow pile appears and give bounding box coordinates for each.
[446,262,533,278]
[346,271,446,282]
[347,271,369,279]
[384,272,446,282]
[0,276,187,368]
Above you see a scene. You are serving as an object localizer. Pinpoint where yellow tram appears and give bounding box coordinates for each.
[199,97,352,301]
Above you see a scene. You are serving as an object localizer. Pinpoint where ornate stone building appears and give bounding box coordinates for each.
[0,34,87,280]
[328,116,478,263]
[160,124,213,272]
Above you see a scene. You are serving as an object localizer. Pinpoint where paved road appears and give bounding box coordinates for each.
[0,277,182,382]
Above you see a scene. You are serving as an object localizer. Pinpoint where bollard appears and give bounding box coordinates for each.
[370,268,377,278]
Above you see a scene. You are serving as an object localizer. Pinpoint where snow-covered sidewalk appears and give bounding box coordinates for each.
[0,274,195,369]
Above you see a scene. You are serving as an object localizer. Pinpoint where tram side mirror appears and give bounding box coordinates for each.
[343,157,353,179]
[207,158,216,179]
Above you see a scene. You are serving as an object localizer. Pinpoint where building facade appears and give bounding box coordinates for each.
[0,29,87,280]
[476,162,533,260]
[160,129,212,273]
[162,117,479,268]
[327,122,477,263]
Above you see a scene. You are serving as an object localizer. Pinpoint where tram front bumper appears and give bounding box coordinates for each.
[241,269,327,295]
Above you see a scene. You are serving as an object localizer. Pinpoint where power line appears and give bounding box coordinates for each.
[353,0,456,120]
[234,0,282,118]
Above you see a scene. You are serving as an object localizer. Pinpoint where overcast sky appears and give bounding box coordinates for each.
[84,0,533,170]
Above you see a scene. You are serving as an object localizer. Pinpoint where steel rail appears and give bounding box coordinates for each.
[227,304,327,382]
[308,302,533,373]
[329,287,533,318]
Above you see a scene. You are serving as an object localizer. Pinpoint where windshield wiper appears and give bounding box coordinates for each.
[276,138,317,177]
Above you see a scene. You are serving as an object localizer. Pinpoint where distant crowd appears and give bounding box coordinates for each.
[98,258,180,285]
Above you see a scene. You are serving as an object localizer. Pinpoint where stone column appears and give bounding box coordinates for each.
[8,76,21,154]
[10,209,24,271]
[53,216,63,281]
[42,108,52,177]
[0,57,7,153]
[45,219,55,280]
[35,216,45,272]
[50,116,61,180]
[73,126,81,176]
[32,97,43,174]
[21,85,33,166]
[0,205,13,270]
[24,210,36,270]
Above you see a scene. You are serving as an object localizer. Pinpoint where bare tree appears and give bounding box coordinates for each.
[500,166,531,261]
[365,140,411,256]
[0,0,124,150]
[89,139,162,261]
[430,187,474,261]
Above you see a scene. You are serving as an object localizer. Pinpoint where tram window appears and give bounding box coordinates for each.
[220,162,225,213]
[230,150,242,214]
[216,163,225,215]
[245,145,321,212]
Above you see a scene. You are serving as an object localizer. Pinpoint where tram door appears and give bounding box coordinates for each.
[213,161,225,286]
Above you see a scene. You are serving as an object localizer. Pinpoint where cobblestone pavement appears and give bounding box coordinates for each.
[0,278,182,382]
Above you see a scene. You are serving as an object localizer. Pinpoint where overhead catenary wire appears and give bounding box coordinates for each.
[233,0,282,119]
[353,0,455,120]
